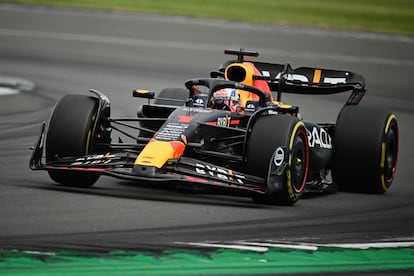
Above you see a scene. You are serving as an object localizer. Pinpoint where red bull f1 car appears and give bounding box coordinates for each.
[30,49,399,205]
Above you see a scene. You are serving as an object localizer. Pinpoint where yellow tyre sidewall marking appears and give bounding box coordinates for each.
[85,113,96,155]
[380,114,397,191]
[287,121,305,201]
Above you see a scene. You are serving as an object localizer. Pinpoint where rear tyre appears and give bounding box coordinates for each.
[154,88,188,106]
[332,105,398,193]
[246,115,309,205]
[46,95,100,187]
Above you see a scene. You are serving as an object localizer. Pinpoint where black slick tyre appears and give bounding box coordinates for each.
[246,115,309,205]
[46,95,100,187]
[332,105,398,193]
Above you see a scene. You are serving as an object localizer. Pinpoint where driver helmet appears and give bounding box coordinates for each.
[211,88,240,112]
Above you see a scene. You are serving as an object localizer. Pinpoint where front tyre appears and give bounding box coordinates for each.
[46,95,100,187]
[332,105,398,193]
[246,115,309,205]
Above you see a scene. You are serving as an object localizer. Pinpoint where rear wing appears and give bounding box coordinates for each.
[215,49,366,105]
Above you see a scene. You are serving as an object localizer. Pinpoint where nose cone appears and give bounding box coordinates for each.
[133,139,185,175]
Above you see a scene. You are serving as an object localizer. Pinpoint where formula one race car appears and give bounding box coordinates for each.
[30,49,399,205]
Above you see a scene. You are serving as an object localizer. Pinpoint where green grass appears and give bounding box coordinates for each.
[1,0,414,35]
[2,247,414,275]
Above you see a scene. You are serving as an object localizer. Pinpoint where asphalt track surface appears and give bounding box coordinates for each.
[0,3,414,261]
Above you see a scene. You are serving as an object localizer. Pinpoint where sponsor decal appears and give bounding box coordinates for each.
[195,163,246,184]
[70,154,115,166]
[207,117,240,126]
[324,77,346,84]
[263,70,348,86]
[155,123,189,141]
[214,115,240,127]
[306,127,332,149]
[182,107,212,113]
[261,70,271,77]
[246,103,256,110]
[194,97,204,106]
[274,72,309,83]
[217,115,231,127]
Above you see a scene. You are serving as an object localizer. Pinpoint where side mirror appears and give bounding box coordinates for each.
[133,89,155,99]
